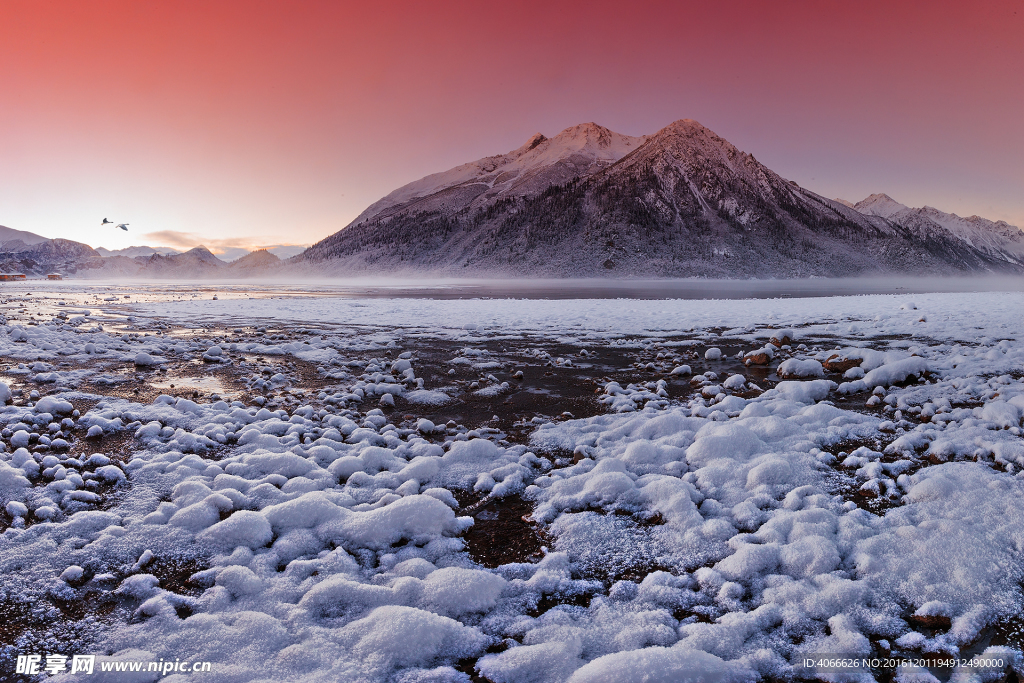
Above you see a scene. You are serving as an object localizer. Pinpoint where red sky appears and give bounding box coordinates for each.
[1,0,1021,254]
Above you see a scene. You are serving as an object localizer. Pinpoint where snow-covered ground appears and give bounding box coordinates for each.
[1,284,1023,682]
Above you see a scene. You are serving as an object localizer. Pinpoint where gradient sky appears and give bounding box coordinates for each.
[1,0,1021,254]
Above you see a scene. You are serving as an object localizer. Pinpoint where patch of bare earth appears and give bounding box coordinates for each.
[460,495,549,568]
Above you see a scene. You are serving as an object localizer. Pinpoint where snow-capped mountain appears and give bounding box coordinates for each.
[0,236,100,275]
[0,225,93,275]
[851,193,910,219]
[302,119,1021,278]
[842,193,1024,265]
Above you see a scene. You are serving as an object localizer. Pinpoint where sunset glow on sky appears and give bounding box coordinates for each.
[1,0,1021,254]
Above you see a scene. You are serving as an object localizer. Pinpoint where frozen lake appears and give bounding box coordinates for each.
[8,274,1024,303]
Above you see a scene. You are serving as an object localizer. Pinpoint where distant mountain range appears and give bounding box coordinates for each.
[80,246,282,278]
[94,245,183,258]
[298,119,1024,278]
[0,228,306,278]
[841,193,1024,265]
[3,119,1023,279]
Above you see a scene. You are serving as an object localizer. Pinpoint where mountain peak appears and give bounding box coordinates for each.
[531,122,642,160]
[854,193,909,218]
[510,123,634,159]
[513,133,547,154]
[230,248,281,269]
[664,118,708,132]
[647,119,736,153]
[181,245,224,263]
[551,122,617,146]
[654,119,723,142]
[618,118,749,172]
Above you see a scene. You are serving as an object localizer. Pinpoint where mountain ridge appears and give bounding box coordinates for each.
[0,225,50,247]
[840,193,1024,263]
[301,119,1023,278]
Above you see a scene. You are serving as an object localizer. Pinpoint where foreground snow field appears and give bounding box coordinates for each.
[1,284,1023,682]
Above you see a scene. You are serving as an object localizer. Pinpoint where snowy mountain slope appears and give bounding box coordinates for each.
[303,119,1019,278]
[352,123,646,224]
[844,193,1024,265]
[0,237,100,275]
[918,207,1024,258]
[0,225,49,247]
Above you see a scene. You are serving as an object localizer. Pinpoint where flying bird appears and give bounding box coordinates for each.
[116,223,129,231]
[101,218,111,225]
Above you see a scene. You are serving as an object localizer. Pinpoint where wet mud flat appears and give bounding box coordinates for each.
[345,328,918,443]
[0,317,940,536]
